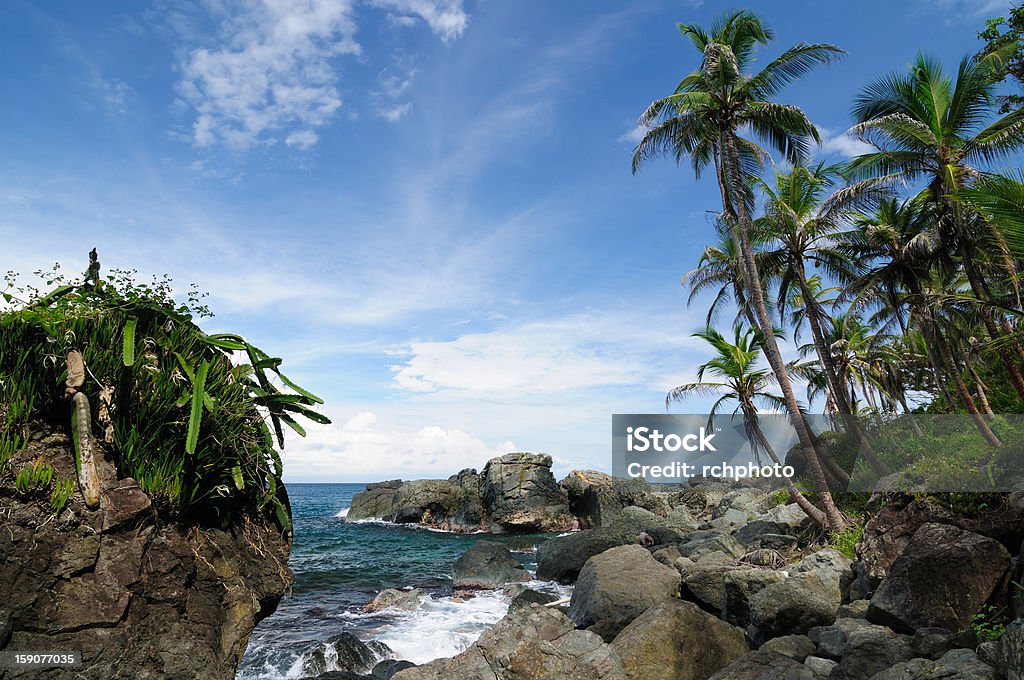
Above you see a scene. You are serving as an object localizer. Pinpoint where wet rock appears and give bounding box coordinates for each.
[509,589,558,612]
[610,599,749,680]
[568,544,682,641]
[453,541,530,589]
[301,632,391,677]
[363,588,424,613]
[372,659,416,679]
[867,523,1011,633]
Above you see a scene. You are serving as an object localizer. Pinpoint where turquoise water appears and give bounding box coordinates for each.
[236,483,563,679]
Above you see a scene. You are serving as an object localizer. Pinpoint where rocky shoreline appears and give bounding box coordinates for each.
[325,452,1024,680]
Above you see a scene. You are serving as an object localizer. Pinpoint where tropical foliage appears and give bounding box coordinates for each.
[0,256,329,529]
[634,8,1024,528]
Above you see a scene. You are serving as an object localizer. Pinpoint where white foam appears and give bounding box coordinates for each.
[335,507,349,518]
[370,590,511,664]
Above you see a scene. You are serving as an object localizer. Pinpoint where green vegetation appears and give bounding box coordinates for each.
[633,8,1024,530]
[971,604,1008,642]
[14,459,55,496]
[0,256,329,529]
[827,520,864,560]
[49,479,74,514]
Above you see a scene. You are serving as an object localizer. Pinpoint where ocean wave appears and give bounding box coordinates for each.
[334,507,349,518]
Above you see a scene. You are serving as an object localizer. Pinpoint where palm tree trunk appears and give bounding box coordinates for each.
[745,407,827,527]
[896,393,924,436]
[967,364,995,417]
[795,265,889,475]
[961,247,1024,403]
[720,131,845,530]
[931,321,1002,445]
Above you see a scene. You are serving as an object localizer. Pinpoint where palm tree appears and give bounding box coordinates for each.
[844,199,1003,444]
[848,51,1024,405]
[667,326,827,525]
[756,164,892,474]
[633,10,847,528]
[683,218,770,328]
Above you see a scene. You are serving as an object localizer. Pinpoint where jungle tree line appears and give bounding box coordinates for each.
[632,8,1024,530]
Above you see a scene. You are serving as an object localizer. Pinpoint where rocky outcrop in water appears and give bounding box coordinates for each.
[0,425,292,680]
[346,454,575,533]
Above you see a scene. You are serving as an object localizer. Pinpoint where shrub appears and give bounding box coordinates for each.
[1,256,329,530]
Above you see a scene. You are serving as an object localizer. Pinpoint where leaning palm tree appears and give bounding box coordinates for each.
[633,10,847,528]
[848,51,1024,404]
[667,326,828,525]
[756,164,893,474]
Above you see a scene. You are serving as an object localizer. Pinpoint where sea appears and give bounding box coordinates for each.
[235,483,571,679]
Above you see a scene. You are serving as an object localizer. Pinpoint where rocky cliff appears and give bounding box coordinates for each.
[0,424,292,679]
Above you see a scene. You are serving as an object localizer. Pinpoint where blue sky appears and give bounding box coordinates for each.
[0,0,1013,481]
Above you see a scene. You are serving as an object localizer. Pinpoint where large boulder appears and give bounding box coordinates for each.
[481,453,574,532]
[347,480,403,520]
[391,604,626,680]
[536,507,674,584]
[993,618,1024,679]
[560,472,673,529]
[722,568,788,627]
[812,619,913,679]
[869,649,998,680]
[759,635,816,663]
[867,523,1011,633]
[749,571,842,641]
[363,588,424,613]
[301,632,392,677]
[678,562,743,612]
[347,477,485,532]
[610,599,749,680]
[568,544,682,641]
[453,541,531,589]
[707,650,816,679]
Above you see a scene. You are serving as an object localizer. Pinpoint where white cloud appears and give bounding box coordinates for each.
[378,102,412,122]
[176,0,359,151]
[617,123,648,145]
[818,126,874,158]
[370,0,469,42]
[926,0,1009,17]
[282,408,515,479]
[285,129,319,149]
[92,77,134,116]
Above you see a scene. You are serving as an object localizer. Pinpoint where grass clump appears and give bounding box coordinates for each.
[0,255,329,530]
[14,459,55,496]
[827,519,864,559]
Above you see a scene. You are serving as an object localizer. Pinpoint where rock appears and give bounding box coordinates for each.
[347,480,403,520]
[364,588,424,613]
[760,534,799,550]
[707,650,816,679]
[509,589,559,612]
[838,599,870,619]
[792,549,855,598]
[392,604,627,680]
[678,562,742,612]
[678,530,744,560]
[610,599,749,680]
[912,627,954,661]
[722,568,788,627]
[867,523,1011,633]
[664,505,700,534]
[993,618,1024,680]
[536,509,674,583]
[453,541,531,589]
[715,488,769,517]
[869,649,997,680]
[0,423,293,680]
[833,621,914,680]
[804,656,838,678]
[750,571,842,641]
[760,635,816,662]
[568,544,682,641]
[481,453,574,532]
[705,507,751,530]
[652,545,682,567]
[372,659,416,679]
[302,632,391,677]
[448,469,486,530]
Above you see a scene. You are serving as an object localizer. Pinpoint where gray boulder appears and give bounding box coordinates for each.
[481,453,574,532]
[678,530,744,560]
[301,632,391,678]
[568,544,682,641]
[453,542,531,589]
[347,480,403,520]
[723,568,788,627]
[610,599,749,680]
[391,604,626,680]
[760,635,816,662]
[708,650,816,679]
[804,656,838,678]
[867,523,1011,633]
[363,588,424,613]
[993,618,1024,680]
[750,571,842,640]
[678,562,743,612]
[827,620,914,679]
[869,649,997,680]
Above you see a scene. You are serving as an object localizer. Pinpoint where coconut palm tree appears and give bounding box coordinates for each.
[755,164,893,474]
[667,326,827,525]
[632,9,847,528]
[848,51,1024,404]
